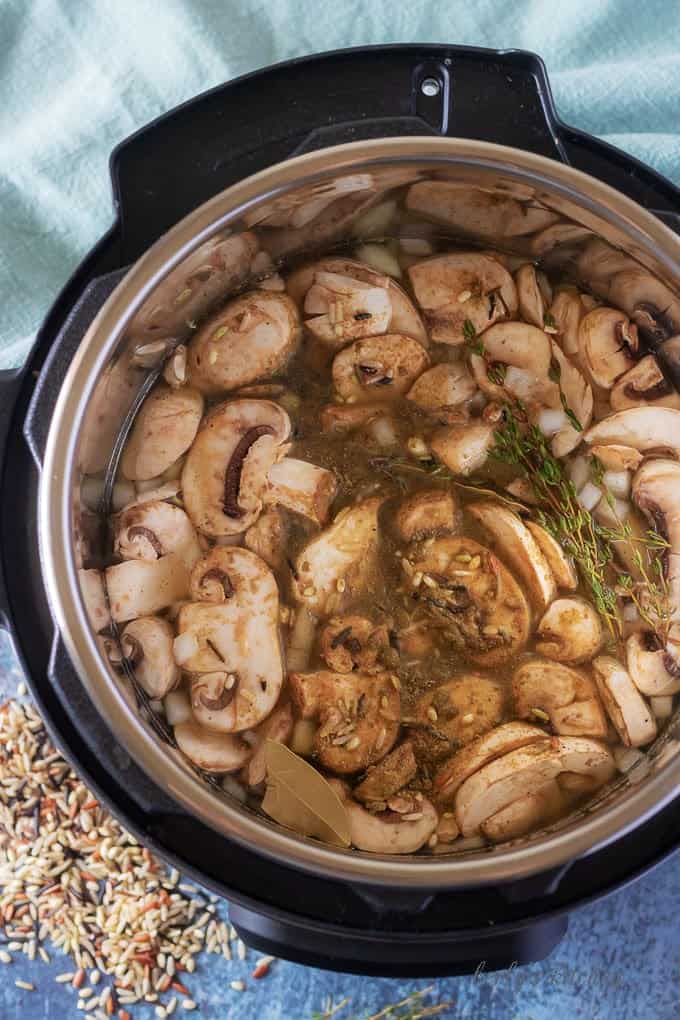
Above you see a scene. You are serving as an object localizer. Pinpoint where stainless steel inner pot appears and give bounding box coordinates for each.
[39,138,680,888]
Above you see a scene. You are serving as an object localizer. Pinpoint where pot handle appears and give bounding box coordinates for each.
[0,368,25,628]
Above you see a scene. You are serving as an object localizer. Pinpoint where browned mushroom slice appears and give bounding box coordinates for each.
[354,741,418,804]
[182,399,291,538]
[106,554,190,624]
[577,307,638,389]
[513,658,608,739]
[589,444,643,471]
[187,291,300,395]
[405,183,558,242]
[408,535,531,667]
[174,721,253,774]
[610,355,680,411]
[121,384,204,482]
[120,617,179,698]
[406,363,478,419]
[481,780,565,842]
[394,489,457,545]
[607,270,680,344]
[244,505,289,571]
[575,238,636,290]
[547,340,593,456]
[264,458,337,526]
[584,407,680,458]
[625,632,680,697]
[292,497,383,616]
[433,721,547,805]
[331,779,438,853]
[79,568,111,633]
[535,598,603,664]
[531,224,593,259]
[592,656,658,748]
[429,422,495,476]
[332,334,429,402]
[302,271,392,346]
[469,321,556,405]
[288,670,400,774]
[319,615,390,674]
[114,500,202,572]
[546,288,586,358]
[407,252,518,343]
[515,263,547,328]
[409,675,506,764]
[524,521,578,590]
[240,700,294,788]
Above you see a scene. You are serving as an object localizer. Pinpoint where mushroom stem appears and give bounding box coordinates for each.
[223,425,275,518]
[197,673,240,711]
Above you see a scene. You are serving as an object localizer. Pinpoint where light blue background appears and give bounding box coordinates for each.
[1,1,679,1016]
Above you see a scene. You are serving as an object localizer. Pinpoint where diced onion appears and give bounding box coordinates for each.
[651,695,674,720]
[173,632,199,666]
[537,408,568,436]
[569,455,590,491]
[354,243,401,279]
[369,416,399,447]
[602,469,631,498]
[503,366,542,401]
[399,237,434,256]
[577,482,602,512]
[623,603,640,623]
[163,688,192,726]
[612,745,650,782]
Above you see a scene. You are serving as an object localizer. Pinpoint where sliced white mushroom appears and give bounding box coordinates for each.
[240,700,294,788]
[607,270,680,344]
[331,780,438,853]
[244,505,289,570]
[546,288,585,358]
[257,189,383,260]
[584,407,680,457]
[531,223,593,259]
[319,402,386,434]
[287,257,427,346]
[174,720,253,774]
[592,656,658,747]
[292,497,383,615]
[177,547,283,732]
[466,502,556,612]
[407,252,518,343]
[120,616,179,698]
[513,658,608,738]
[318,616,390,674]
[302,270,392,345]
[577,307,638,389]
[524,521,578,590]
[79,568,111,633]
[393,488,457,543]
[121,384,204,482]
[187,291,300,395]
[288,670,400,774]
[610,355,680,411]
[469,321,556,406]
[410,675,506,763]
[354,741,418,804]
[106,554,189,624]
[589,444,643,472]
[631,458,680,627]
[263,457,337,526]
[433,721,547,805]
[455,736,615,835]
[406,363,478,420]
[409,535,531,667]
[114,500,202,572]
[626,632,680,697]
[182,399,291,538]
[332,334,430,402]
[535,598,603,664]
[429,422,495,476]
[515,263,546,328]
[405,183,558,241]
[481,780,565,842]
[575,238,635,290]
[547,340,593,456]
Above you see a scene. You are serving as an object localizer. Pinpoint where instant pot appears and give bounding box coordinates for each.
[1,45,678,976]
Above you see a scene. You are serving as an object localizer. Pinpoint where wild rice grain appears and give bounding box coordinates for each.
[15,979,35,990]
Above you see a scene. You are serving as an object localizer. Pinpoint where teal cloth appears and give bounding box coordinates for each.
[1,0,679,370]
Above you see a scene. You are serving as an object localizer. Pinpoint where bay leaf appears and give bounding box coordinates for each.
[261,740,351,848]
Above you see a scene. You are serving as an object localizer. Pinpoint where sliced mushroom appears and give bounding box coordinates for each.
[547,340,593,456]
[524,521,578,590]
[114,500,202,572]
[466,502,556,612]
[354,741,418,804]
[106,554,189,624]
[584,407,680,457]
[469,321,556,406]
[405,183,558,242]
[576,239,636,290]
[121,384,204,482]
[182,399,291,537]
[535,598,603,664]
[610,355,680,411]
[515,263,546,328]
[319,616,390,674]
[607,270,680,345]
[577,307,638,389]
[177,548,283,732]
[455,736,615,835]
[546,288,586,358]
[394,488,457,543]
[513,658,608,738]
[626,631,680,697]
[264,457,337,526]
[292,497,383,615]
[531,223,593,259]
[79,568,111,633]
[174,720,253,774]
[592,656,658,747]
[429,422,495,476]
[301,270,392,346]
[187,291,300,395]
[288,670,400,774]
[240,700,294,788]
[287,257,427,346]
[408,536,531,666]
[589,444,643,471]
[481,780,565,842]
[406,363,478,420]
[433,721,547,805]
[407,252,518,343]
[331,779,438,853]
[410,675,506,763]
[244,505,289,570]
[332,334,429,402]
[631,457,680,627]
[319,402,386,434]
[121,617,179,698]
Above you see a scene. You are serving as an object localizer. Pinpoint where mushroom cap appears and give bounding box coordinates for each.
[512,658,608,739]
[470,321,556,406]
[122,616,179,698]
[393,488,457,543]
[606,269,680,344]
[174,720,253,774]
[332,334,430,402]
[407,251,518,343]
[577,306,638,389]
[410,675,506,763]
[181,399,291,537]
[354,741,418,804]
[625,631,680,697]
[406,362,478,417]
[585,407,680,456]
[331,780,438,853]
[187,291,300,395]
[535,597,603,664]
[106,554,189,624]
[318,616,389,674]
[429,422,495,476]
[592,656,658,748]
[610,355,680,411]
[524,521,578,590]
[114,500,202,573]
[121,384,204,482]
[405,183,558,241]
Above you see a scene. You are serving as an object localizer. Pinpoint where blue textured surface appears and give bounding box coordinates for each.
[0,629,678,1019]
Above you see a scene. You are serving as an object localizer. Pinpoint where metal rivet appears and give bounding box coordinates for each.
[421,77,441,97]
